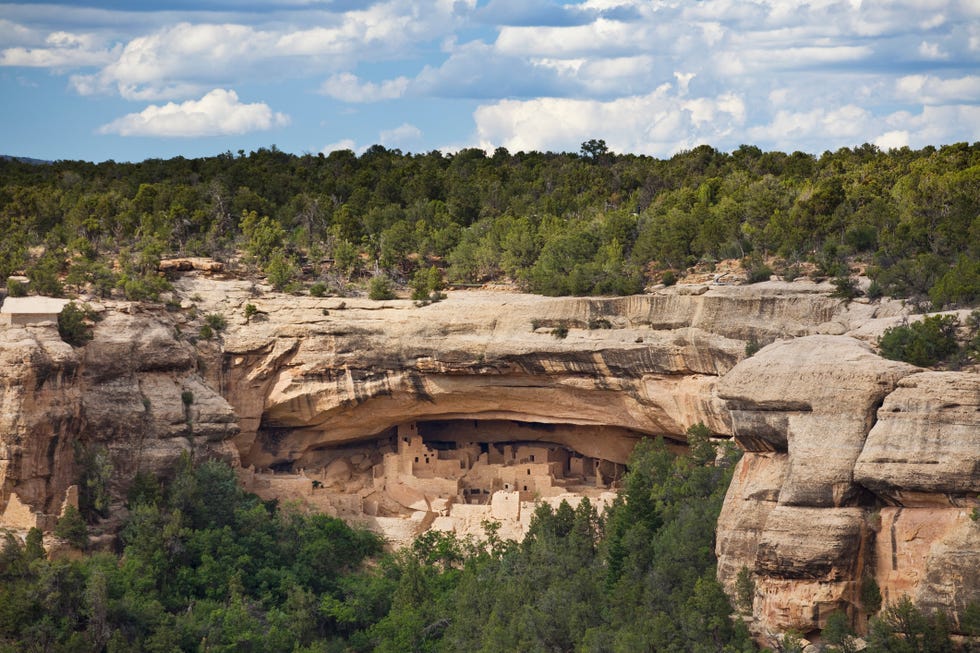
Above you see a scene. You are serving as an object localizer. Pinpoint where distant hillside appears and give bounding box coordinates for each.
[0,154,51,165]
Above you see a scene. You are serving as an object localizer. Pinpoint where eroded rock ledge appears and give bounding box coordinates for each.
[716,337,978,644]
[0,278,975,644]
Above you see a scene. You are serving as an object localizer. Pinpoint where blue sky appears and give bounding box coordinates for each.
[2,0,979,162]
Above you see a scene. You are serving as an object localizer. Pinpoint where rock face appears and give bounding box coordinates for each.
[716,336,979,643]
[1,278,975,644]
[0,307,238,531]
[854,372,980,505]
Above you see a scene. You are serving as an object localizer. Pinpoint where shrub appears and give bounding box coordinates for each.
[823,611,857,653]
[368,275,396,300]
[75,444,112,520]
[661,270,677,287]
[127,471,161,509]
[54,504,89,550]
[588,318,612,329]
[860,576,883,614]
[831,274,861,301]
[58,302,93,347]
[265,250,299,292]
[551,324,569,339]
[878,314,959,367]
[309,281,327,297]
[929,255,980,308]
[118,272,171,301]
[6,278,27,297]
[745,339,761,357]
[745,264,773,284]
[243,303,258,323]
[204,312,227,332]
[866,280,884,300]
[198,323,214,340]
[734,566,754,614]
[844,224,877,252]
[181,390,194,406]
[411,266,444,302]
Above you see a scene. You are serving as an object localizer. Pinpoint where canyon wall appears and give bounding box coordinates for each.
[1,276,976,643]
[716,338,979,644]
[0,306,237,532]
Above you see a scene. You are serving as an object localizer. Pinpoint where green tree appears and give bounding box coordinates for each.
[823,610,857,653]
[54,505,89,550]
[411,265,444,302]
[264,249,299,291]
[878,314,960,367]
[929,255,980,308]
[239,210,285,265]
[58,302,93,347]
[369,274,396,300]
[734,565,755,614]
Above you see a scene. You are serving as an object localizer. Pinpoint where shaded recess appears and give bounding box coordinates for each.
[249,418,679,501]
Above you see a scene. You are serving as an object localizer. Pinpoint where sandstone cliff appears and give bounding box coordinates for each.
[0,306,237,531]
[716,337,978,644]
[0,277,975,646]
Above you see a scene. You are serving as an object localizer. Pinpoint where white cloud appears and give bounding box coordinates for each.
[495,19,651,57]
[98,88,289,137]
[875,130,909,150]
[747,105,873,150]
[321,139,358,154]
[6,0,980,157]
[55,0,468,101]
[474,85,746,156]
[0,19,44,48]
[674,72,695,95]
[320,73,409,102]
[379,123,422,148]
[878,104,980,147]
[917,41,947,59]
[896,74,980,104]
[76,23,273,100]
[0,30,117,68]
[919,13,947,29]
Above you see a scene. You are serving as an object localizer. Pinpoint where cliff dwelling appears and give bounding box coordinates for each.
[240,419,643,544]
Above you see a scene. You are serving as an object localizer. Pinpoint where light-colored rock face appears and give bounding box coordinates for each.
[2,277,975,643]
[203,281,906,549]
[719,336,918,507]
[0,308,238,529]
[854,372,980,505]
[0,324,80,517]
[210,284,899,470]
[715,336,979,643]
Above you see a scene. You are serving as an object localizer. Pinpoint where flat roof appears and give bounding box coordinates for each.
[0,296,72,315]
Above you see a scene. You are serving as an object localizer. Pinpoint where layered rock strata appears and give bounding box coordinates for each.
[716,337,979,643]
[1,277,975,645]
[0,307,237,531]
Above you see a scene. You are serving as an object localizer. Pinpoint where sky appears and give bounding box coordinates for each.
[1,0,979,162]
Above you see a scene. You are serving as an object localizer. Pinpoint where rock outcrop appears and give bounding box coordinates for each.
[1,277,975,645]
[716,336,979,643]
[0,307,237,531]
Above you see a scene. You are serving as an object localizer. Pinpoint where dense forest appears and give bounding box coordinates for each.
[1,141,979,307]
